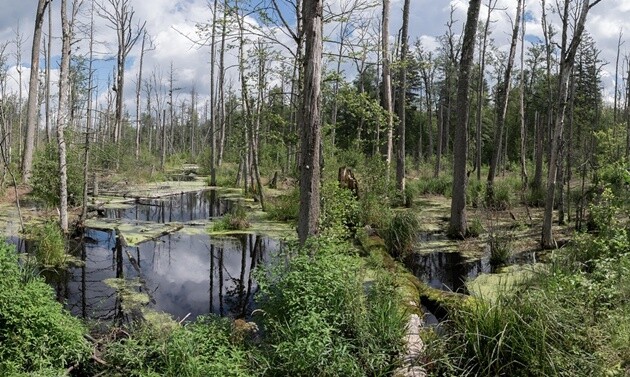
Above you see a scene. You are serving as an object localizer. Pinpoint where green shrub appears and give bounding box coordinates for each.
[320,181,360,239]
[265,188,299,223]
[414,175,452,196]
[488,233,512,267]
[31,143,84,207]
[256,239,406,376]
[104,316,251,377]
[526,185,546,207]
[26,220,66,267]
[384,212,419,260]
[466,179,485,208]
[0,241,89,375]
[212,203,250,231]
[467,217,485,238]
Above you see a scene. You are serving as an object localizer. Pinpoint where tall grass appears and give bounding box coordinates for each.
[423,191,630,375]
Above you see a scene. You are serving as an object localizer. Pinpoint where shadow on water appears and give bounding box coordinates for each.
[104,190,235,223]
[42,229,280,322]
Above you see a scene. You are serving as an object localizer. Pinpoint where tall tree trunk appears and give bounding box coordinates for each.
[541,0,600,248]
[486,0,522,203]
[209,0,218,185]
[297,0,323,245]
[475,0,495,181]
[135,31,147,160]
[45,2,52,144]
[449,0,481,238]
[217,0,228,167]
[395,0,410,194]
[57,0,72,233]
[81,4,95,224]
[381,0,394,173]
[22,0,50,183]
[519,0,528,187]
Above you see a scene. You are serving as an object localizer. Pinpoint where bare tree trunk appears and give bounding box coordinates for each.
[135,31,147,160]
[541,0,600,248]
[45,3,52,144]
[486,0,522,203]
[209,0,218,185]
[613,29,623,124]
[22,0,50,183]
[57,0,72,234]
[395,0,410,194]
[448,0,481,239]
[519,0,528,187]
[297,0,323,245]
[217,0,228,167]
[475,0,495,181]
[81,4,95,224]
[381,0,394,173]
[435,104,443,177]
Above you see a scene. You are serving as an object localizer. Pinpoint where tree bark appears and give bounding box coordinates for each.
[297,0,323,245]
[395,0,410,194]
[541,0,600,248]
[22,0,50,183]
[57,0,72,233]
[448,0,481,239]
[381,0,394,173]
[486,0,522,203]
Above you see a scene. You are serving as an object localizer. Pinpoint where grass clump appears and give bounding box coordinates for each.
[103,316,251,377]
[384,212,419,260]
[0,241,89,375]
[212,204,250,231]
[266,188,299,223]
[488,233,512,267]
[256,238,407,376]
[26,220,67,267]
[423,190,630,375]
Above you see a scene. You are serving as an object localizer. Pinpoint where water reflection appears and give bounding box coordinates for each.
[44,229,278,321]
[410,251,491,293]
[104,190,234,223]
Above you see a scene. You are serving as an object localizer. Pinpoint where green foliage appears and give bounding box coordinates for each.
[31,143,84,207]
[356,157,394,229]
[320,181,360,239]
[467,217,485,238]
[104,316,251,377]
[265,188,299,223]
[488,233,512,267]
[466,179,485,208]
[0,241,89,375]
[412,174,452,197]
[212,204,250,231]
[384,212,419,260]
[526,185,546,207]
[426,193,630,375]
[26,220,67,267]
[256,239,406,376]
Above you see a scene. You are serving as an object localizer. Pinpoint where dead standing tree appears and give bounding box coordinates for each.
[22,0,51,183]
[97,0,145,144]
[541,0,602,248]
[297,0,323,245]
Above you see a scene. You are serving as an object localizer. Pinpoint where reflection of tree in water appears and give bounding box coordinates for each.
[217,234,264,318]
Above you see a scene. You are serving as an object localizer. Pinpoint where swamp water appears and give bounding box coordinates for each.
[13,190,283,322]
